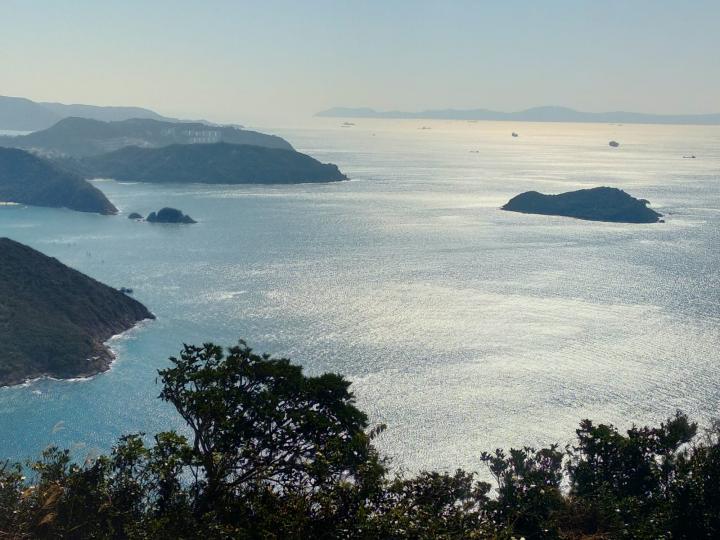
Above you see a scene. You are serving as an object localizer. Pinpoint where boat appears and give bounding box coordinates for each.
[609,140,620,147]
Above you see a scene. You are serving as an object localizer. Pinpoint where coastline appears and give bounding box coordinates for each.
[0,316,154,389]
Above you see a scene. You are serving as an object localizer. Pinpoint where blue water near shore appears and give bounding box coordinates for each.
[1,119,718,471]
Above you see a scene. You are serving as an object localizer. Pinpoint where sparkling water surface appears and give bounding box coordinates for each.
[1,119,718,472]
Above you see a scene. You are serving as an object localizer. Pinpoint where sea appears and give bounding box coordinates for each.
[0,119,718,473]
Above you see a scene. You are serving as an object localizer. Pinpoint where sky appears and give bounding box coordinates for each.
[2,0,719,124]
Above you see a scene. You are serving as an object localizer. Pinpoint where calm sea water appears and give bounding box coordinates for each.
[1,119,718,472]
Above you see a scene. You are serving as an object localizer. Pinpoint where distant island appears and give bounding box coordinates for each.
[0,94,172,132]
[317,105,720,125]
[0,117,294,157]
[147,207,197,224]
[0,238,154,386]
[502,186,663,223]
[0,147,117,214]
[69,142,347,184]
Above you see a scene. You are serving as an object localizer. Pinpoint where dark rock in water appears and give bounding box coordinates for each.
[127,212,143,220]
[0,147,116,214]
[0,238,154,386]
[502,186,662,223]
[0,117,294,157]
[146,207,196,224]
[609,140,620,147]
[72,142,347,184]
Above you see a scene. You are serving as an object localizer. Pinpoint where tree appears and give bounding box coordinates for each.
[367,469,491,539]
[566,411,697,538]
[157,340,381,526]
[480,445,565,539]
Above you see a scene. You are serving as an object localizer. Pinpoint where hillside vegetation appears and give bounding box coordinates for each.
[74,142,347,184]
[0,147,116,214]
[0,238,154,385]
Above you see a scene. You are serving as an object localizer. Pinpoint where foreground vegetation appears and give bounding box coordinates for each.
[1,341,718,539]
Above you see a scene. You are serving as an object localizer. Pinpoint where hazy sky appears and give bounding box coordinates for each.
[2,0,719,124]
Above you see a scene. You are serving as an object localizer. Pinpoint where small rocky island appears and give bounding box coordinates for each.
[146,207,196,224]
[72,142,347,184]
[0,238,154,386]
[502,186,662,223]
[0,147,117,214]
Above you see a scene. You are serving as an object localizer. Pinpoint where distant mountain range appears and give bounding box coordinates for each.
[316,105,720,125]
[0,117,293,157]
[0,95,172,131]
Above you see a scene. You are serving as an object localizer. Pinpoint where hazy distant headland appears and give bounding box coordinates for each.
[317,105,720,125]
[65,142,347,184]
[0,147,117,214]
[0,117,294,158]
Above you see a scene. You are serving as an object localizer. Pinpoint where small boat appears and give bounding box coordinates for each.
[511,132,518,137]
[119,287,134,295]
[609,140,620,148]
[683,155,696,159]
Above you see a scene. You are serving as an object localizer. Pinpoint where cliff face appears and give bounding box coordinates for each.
[0,238,154,386]
[502,187,662,223]
[75,142,347,184]
[0,117,294,157]
[0,147,117,214]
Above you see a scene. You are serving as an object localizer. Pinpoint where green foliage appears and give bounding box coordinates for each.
[481,445,565,538]
[565,412,697,538]
[1,340,719,539]
[368,469,491,539]
[157,341,376,522]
